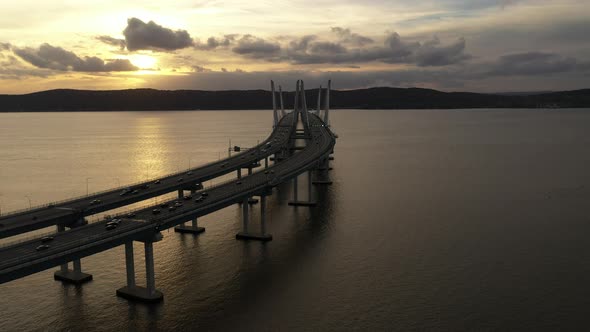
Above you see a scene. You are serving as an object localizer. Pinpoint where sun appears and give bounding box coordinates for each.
[129,54,157,69]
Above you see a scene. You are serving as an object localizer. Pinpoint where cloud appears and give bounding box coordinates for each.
[232,35,281,56]
[479,51,584,77]
[194,34,237,50]
[123,17,193,51]
[96,35,126,50]
[13,43,138,72]
[192,65,212,72]
[331,27,373,46]
[0,42,11,51]
[283,31,470,66]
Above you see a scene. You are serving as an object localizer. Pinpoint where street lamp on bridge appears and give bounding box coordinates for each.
[24,195,32,209]
[86,177,92,196]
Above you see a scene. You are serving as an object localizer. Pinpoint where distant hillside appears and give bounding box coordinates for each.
[0,87,589,111]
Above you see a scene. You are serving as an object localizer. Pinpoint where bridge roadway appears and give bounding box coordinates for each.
[0,113,297,239]
[0,113,336,284]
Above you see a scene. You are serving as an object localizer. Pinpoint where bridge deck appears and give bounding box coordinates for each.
[0,114,336,284]
[0,113,297,239]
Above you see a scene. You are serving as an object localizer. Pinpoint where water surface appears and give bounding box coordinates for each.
[1,109,590,331]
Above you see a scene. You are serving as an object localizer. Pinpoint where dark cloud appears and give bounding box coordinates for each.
[123,17,193,51]
[413,36,470,66]
[194,34,237,50]
[283,31,469,66]
[331,27,373,46]
[479,51,584,77]
[193,65,212,72]
[232,35,280,56]
[13,43,138,72]
[96,35,126,50]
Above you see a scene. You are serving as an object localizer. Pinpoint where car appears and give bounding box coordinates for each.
[152,209,161,214]
[109,218,122,225]
[236,181,242,185]
[160,202,169,208]
[194,196,204,202]
[183,195,192,200]
[168,206,176,212]
[131,190,139,194]
[126,212,136,218]
[141,184,149,189]
[105,224,117,230]
[264,170,269,174]
[270,170,275,174]
[36,244,50,251]
[41,236,54,243]
[177,177,184,182]
[154,179,161,184]
[220,164,226,168]
[174,201,183,207]
[201,192,208,196]
[187,171,193,175]
[47,203,55,208]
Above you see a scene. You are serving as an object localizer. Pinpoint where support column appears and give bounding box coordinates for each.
[313,158,333,185]
[237,169,242,179]
[57,224,68,273]
[54,224,93,284]
[177,189,183,199]
[125,242,135,288]
[117,236,163,303]
[236,196,272,241]
[289,172,317,206]
[265,156,268,169]
[174,217,205,234]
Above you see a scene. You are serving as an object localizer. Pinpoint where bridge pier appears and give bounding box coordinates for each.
[237,169,242,179]
[117,234,163,303]
[313,158,333,185]
[54,224,93,284]
[174,218,205,234]
[264,156,268,169]
[289,171,316,206]
[177,189,184,199]
[236,196,272,241]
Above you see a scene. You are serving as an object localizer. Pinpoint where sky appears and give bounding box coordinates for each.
[0,0,588,93]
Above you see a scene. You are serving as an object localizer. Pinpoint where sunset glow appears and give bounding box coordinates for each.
[0,0,588,93]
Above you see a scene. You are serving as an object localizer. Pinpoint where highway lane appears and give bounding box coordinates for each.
[0,113,335,284]
[0,113,297,239]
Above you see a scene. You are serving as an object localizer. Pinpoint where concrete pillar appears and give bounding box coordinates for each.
[145,241,156,295]
[242,197,249,233]
[178,190,183,199]
[260,195,267,235]
[248,167,252,176]
[265,156,268,169]
[125,242,135,288]
[237,169,242,179]
[117,236,163,302]
[57,225,68,273]
[73,259,82,273]
[174,216,205,234]
[289,172,317,207]
[308,170,313,202]
[236,195,272,241]
[54,222,92,284]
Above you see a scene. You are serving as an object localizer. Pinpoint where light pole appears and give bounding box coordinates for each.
[24,195,31,209]
[86,177,92,196]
